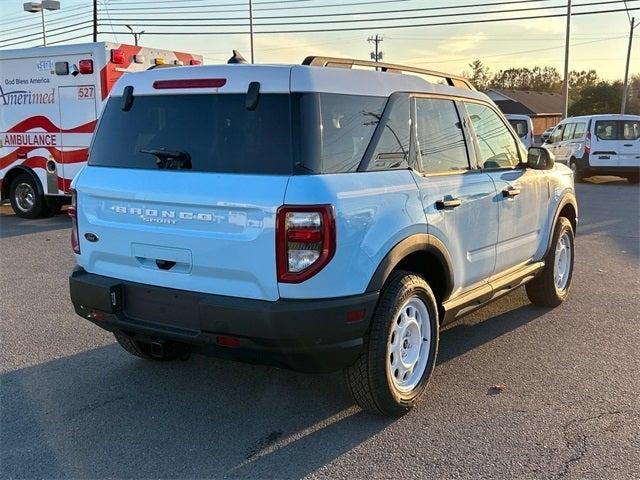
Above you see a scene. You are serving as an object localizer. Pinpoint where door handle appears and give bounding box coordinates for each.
[624,144,633,147]
[435,198,461,210]
[502,187,521,198]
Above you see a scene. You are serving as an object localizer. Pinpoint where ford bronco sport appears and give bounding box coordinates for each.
[69,56,577,416]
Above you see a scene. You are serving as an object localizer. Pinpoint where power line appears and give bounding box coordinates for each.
[98,0,560,20]
[0,21,95,45]
[95,5,638,35]
[0,3,90,26]
[98,0,634,27]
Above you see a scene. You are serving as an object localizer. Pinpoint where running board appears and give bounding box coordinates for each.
[441,261,544,325]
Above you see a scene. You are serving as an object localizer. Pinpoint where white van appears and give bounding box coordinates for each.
[544,114,640,183]
[505,114,534,149]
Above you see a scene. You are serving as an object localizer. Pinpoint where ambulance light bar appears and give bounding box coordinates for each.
[111,49,126,64]
[79,59,93,74]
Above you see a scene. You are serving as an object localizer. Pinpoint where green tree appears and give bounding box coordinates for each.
[463,60,491,90]
[489,66,561,92]
[569,81,622,116]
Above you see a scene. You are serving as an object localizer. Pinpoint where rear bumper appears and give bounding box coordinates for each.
[577,154,639,176]
[69,267,378,372]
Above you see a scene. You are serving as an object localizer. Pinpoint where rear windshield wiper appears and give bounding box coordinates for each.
[140,148,192,170]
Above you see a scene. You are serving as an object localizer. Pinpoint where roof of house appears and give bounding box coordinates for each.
[486,89,563,116]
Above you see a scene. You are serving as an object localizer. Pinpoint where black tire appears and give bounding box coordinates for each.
[345,271,439,417]
[569,158,584,183]
[526,217,575,307]
[9,174,47,219]
[114,332,184,361]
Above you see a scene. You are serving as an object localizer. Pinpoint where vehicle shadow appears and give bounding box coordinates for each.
[0,208,69,239]
[2,291,548,479]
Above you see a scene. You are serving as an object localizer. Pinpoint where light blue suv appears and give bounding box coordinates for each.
[69,56,578,416]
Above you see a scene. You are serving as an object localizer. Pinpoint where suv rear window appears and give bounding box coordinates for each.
[90,94,293,174]
[90,92,388,175]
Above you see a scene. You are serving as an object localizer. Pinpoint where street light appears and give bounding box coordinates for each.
[23,1,60,47]
[125,25,144,46]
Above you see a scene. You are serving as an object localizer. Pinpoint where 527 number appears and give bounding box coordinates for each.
[78,86,94,99]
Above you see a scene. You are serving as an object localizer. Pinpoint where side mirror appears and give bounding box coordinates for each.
[527,146,555,170]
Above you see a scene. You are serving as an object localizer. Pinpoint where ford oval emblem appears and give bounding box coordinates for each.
[84,232,99,242]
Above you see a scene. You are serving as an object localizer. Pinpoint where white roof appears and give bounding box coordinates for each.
[108,63,491,102]
[564,114,640,121]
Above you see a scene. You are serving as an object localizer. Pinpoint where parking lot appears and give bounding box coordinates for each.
[1,178,638,479]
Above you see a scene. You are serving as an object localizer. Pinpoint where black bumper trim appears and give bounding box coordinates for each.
[69,267,378,372]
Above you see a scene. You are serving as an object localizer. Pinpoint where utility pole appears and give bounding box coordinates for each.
[368,34,383,62]
[93,0,97,42]
[249,0,255,64]
[621,17,636,114]
[561,0,572,118]
[125,25,144,46]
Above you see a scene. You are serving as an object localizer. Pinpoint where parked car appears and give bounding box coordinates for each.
[540,126,556,143]
[544,114,640,183]
[68,56,578,416]
[505,114,534,149]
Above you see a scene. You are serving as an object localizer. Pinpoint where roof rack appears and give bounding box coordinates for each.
[302,56,475,90]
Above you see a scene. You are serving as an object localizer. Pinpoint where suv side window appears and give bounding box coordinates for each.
[562,123,576,140]
[550,124,565,143]
[465,102,520,169]
[366,95,411,171]
[573,122,587,139]
[414,97,469,174]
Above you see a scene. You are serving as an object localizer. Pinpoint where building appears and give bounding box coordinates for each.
[485,89,563,136]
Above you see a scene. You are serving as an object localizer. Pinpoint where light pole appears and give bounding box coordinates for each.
[125,25,145,46]
[23,1,60,47]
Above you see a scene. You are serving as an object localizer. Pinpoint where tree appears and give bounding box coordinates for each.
[489,66,561,92]
[568,81,622,116]
[463,60,491,91]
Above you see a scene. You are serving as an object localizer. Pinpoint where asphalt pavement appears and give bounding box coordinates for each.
[1,177,638,479]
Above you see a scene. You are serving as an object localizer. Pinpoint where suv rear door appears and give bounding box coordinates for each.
[75,80,292,301]
[411,95,498,294]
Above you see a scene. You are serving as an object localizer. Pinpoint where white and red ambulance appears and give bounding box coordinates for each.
[0,42,203,218]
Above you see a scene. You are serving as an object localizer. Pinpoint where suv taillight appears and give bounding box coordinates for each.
[585,131,591,155]
[276,205,335,283]
[69,188,80,254]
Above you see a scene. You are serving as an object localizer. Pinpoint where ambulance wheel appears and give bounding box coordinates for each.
[9,174,47,219]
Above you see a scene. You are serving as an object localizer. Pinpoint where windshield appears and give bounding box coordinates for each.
[90,92,388,175]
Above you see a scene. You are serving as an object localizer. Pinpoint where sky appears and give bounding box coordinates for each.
[1,0,638,81]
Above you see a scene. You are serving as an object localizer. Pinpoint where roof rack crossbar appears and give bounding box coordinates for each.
[302,56,475,90]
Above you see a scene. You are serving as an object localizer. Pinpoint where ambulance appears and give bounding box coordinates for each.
[0,42,203,218]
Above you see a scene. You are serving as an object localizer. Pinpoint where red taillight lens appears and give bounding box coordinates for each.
[110,49,126,64]
[69,188,80,254]
[585,131,591,155]
[276,205,335,283]
[189,59,202,65]
[78,59,93,74]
